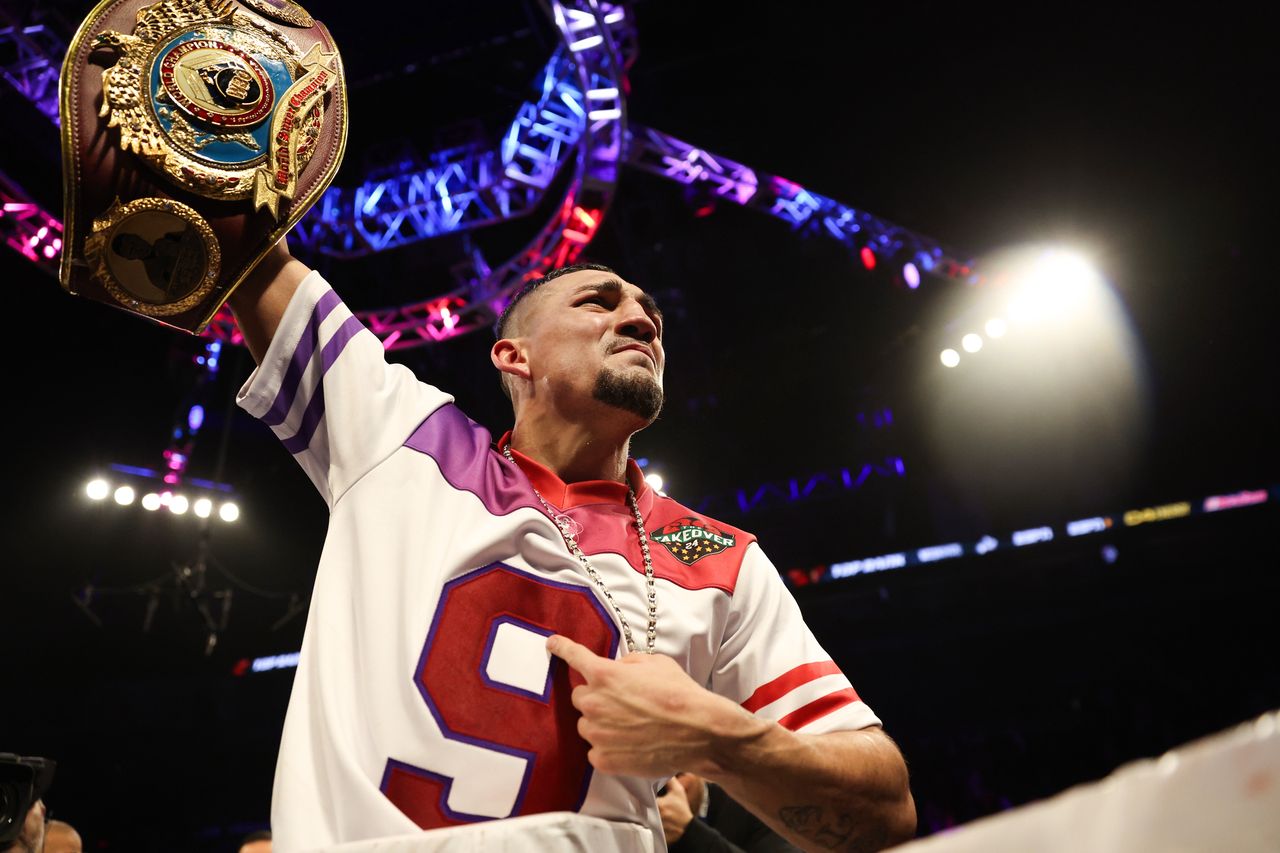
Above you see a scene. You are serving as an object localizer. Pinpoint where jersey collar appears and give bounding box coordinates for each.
[496,430,653,512]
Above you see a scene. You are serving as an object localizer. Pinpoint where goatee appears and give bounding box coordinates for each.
[592,367,664,422]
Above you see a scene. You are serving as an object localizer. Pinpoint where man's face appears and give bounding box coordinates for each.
[517,270,665,423]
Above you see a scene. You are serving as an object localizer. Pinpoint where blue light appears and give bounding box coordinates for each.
[188,405,205,432]
[636,457,649,468]
[917,543,963,563]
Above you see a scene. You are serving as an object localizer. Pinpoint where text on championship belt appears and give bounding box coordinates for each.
[254,44,336,218]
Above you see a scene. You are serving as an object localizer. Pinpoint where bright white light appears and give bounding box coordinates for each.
[220,502,240,523]
[645,473,665,492]
[962,333,984,353]
[940,349,960,368]
[1008,249,1101,324]
[86,479,110,501]
[194,497,213,518]
[141,493,162,511]
[113,485,135,506]
[170,495,189,515]
[903,262,920,289]
[985,318,1007,338]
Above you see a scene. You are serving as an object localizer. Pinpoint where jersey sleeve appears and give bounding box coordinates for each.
[710,543,882,735]
[236,270,452,508]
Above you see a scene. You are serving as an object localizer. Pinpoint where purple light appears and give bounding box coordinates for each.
[42,245,57,258]
[188,405,205,432]
[904,262,920,289]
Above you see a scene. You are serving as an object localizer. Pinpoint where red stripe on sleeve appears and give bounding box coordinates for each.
[776,688,860,731]
[741,660,843,712]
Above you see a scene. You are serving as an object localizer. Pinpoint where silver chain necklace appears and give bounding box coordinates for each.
[502,443,657,654]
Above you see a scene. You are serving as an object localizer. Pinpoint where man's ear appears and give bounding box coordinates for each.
[491,337,532,384]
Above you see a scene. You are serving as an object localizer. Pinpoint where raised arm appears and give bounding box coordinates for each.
[227,237,313,364]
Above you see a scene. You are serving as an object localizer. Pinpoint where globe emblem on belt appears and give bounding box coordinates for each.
[158,38,275,128]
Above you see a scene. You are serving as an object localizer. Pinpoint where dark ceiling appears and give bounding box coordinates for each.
[1,1,1277,846]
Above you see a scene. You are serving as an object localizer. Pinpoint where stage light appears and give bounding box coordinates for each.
[860,246,877,270]
[220,502,240,523]
[985,318,1007,338]
[904,262,920,289]
[114,485,135,505]
[141,493,162,511]
[194,497,213,518]
[86,479,110,501]
[645,473,665,492]
[940,349,960,368]
[1008,249,1101,324]
[188,405,204,432]
[962,333,984,353]
[170,494,189,515]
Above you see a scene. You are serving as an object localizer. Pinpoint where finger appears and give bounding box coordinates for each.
[547,634,606,681]
[666,775,687,799]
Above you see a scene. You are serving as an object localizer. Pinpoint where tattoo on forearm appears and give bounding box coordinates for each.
[778,805,890,853]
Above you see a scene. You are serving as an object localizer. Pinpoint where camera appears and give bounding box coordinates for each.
[0,753,56,845]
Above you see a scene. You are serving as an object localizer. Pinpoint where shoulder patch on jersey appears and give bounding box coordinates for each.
[650,517,737,565]
[642,497,756,593]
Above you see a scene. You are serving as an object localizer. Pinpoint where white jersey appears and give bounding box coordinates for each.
[237,272,882,853]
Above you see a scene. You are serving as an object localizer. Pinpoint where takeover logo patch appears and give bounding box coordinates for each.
[650,517,737,565]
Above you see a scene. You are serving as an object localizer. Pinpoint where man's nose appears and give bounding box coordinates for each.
[616,299,657,342]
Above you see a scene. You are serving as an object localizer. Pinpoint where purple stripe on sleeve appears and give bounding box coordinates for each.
[262,288,342,427]
[280,314,367,455]
[404,405,540,516]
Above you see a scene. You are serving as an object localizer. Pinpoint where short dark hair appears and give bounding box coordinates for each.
[493,262,617,339]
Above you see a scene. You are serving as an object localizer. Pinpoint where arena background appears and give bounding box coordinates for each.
[2,2,1276,848]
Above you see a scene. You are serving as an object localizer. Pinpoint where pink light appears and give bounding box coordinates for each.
[441,305,458,330]
[904,262,920,289]
[28,234,40,247]
[52,238,62,250]
[42,245,57,258]
[37,226,48,239]
[860,247,877,270]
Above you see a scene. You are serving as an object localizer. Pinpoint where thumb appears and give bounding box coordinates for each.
[666,775,687,798]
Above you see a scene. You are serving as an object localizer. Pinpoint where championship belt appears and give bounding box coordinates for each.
[58,0,347,334]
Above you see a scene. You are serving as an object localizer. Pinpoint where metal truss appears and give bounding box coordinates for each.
[625,127,974,281]
[3,0,975,351]
[0,168,61,272]
[289,50,587,259]
[0,4,64,125]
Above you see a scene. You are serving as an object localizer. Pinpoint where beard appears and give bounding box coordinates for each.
[592,366,664,422]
